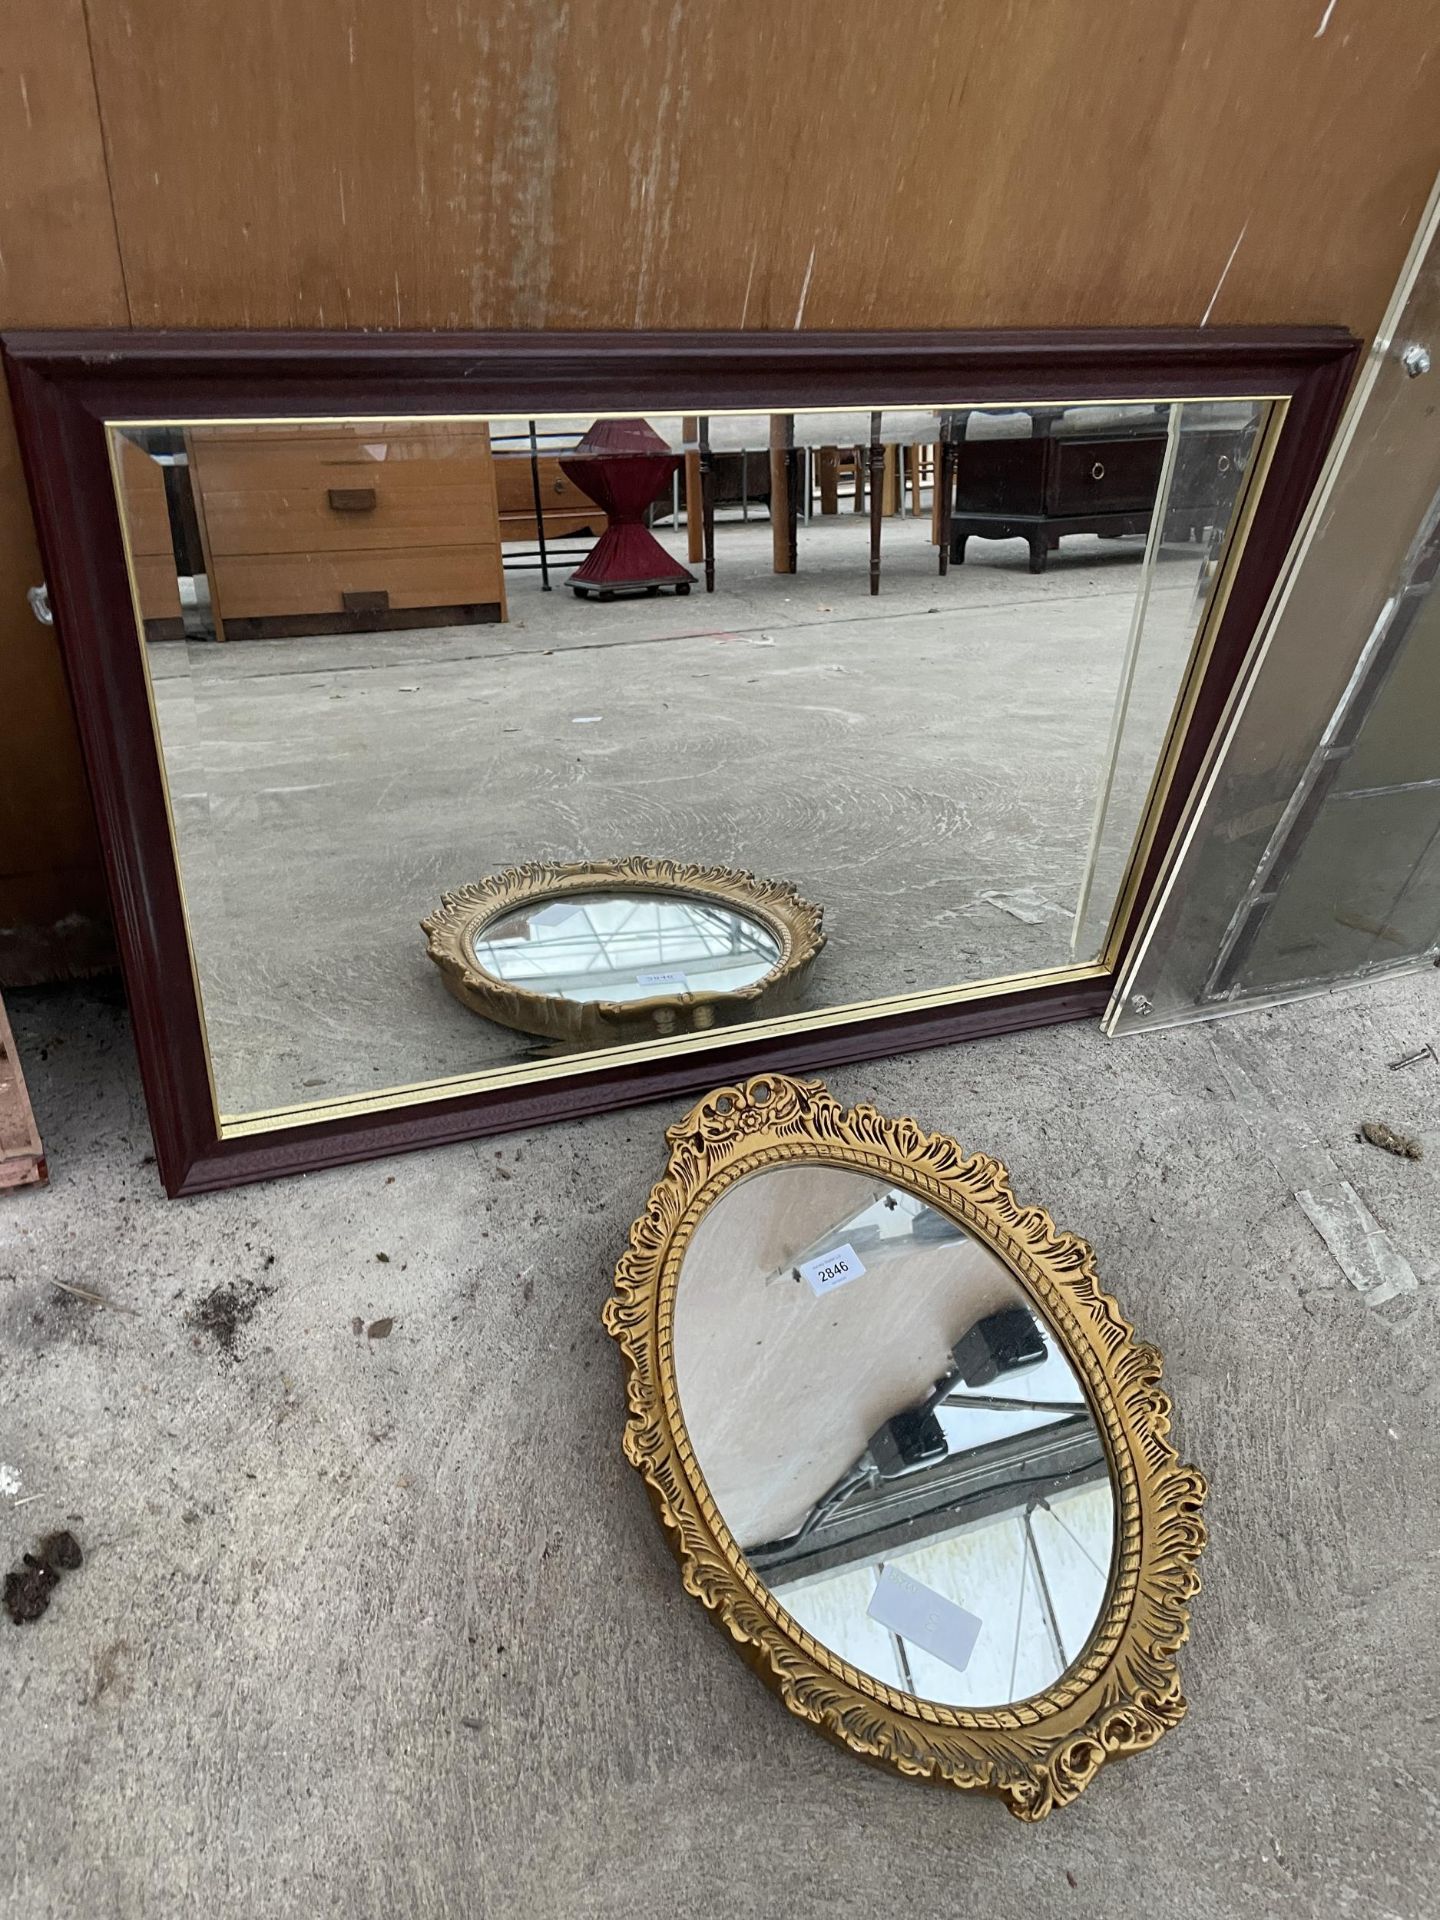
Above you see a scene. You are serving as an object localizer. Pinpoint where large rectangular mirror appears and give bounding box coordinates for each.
[113,397,1270,1122]
[3,328,1357,1188]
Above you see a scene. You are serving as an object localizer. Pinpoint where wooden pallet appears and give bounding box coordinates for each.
[0,991,46,1189]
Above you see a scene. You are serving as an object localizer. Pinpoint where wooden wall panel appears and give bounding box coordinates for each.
[84,0,1440,337]
[3,0,1440,977]
[0,1,128,980]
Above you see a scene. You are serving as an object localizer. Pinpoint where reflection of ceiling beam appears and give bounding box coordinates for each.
[484,948,766,994]
[486,931,738,966]
[688,902,777,961]
[761,1188,962,1290]
[479,901,758,983]
[750,1415,1107,1588]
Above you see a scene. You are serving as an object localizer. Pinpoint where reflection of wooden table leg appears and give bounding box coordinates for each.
[869,413,884,596]
[683,414,703,565]
[770,414,794,574]
[818,446,839,514]
[186,428,228,641]
[699,417,716,592]
[937,417,956,575]
[787,442,800,571]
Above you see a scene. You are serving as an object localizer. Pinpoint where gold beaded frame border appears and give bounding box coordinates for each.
[603,1072,1207,1819]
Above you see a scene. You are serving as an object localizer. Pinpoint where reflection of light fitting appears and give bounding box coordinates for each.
[950,1307,1048,1388]
[869,1407,948,1478]
[752,1400,956,1562]
[749,1300,1069,1565]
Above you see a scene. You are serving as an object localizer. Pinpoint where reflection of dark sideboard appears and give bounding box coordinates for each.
[949,415,1256,573]
[653,449,770,524]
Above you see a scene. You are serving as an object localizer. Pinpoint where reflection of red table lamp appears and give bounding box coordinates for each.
[560,418,696,600]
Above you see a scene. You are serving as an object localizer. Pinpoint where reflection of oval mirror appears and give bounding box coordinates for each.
[606,1074,1207,1818]
[422,858,822,1044]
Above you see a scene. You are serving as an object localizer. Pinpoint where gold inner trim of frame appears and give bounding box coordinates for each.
[602,1072,1208,1818]
[218,959,1108,1133]
[105,395,1283,1136]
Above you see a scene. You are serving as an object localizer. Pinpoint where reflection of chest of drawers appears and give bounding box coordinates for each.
[949,416,1256,574]
[188,423,507,637]
[493,452,607,543]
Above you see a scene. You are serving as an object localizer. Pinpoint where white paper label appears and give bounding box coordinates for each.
[798,1242,865,1296]
[867,1565,982,1674]
[635,970,687,988]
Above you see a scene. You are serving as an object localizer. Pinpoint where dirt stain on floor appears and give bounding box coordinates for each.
[1360,1120,1423,1160]
[189,1278,274,1359]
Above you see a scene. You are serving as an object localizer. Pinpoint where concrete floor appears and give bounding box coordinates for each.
[149,517,1203,1118]
[2,970,1438,1917]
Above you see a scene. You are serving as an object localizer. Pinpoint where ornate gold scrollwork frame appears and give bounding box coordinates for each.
[422,857,824,1045]
[603,1072,1207,1819]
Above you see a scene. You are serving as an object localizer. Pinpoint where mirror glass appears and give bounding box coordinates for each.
[109,395,1272,1123]
[671,1164,1115,1708]
[469,891,782,1004]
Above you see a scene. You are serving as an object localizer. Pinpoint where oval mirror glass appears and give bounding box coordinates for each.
[672,1164,1116,1709]
[469,889,783,1004]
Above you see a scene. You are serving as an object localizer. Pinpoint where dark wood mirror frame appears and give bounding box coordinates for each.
[2,327,1357,1195]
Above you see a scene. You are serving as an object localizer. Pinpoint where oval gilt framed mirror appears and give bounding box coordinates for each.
[422,858,824,1043]
[605,1074,1207,1818]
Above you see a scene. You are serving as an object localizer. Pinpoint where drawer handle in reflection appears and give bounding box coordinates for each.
[1090,461,1106,481]
[342,589,390,614]
[328,486,378,512]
